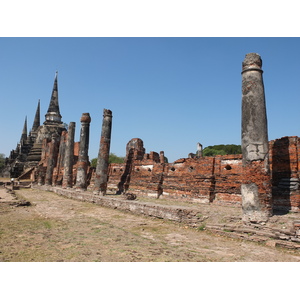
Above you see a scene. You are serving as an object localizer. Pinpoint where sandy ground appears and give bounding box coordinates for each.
[1,186,300,262]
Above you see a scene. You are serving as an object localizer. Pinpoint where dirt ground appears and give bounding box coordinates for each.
[1,186,300,262]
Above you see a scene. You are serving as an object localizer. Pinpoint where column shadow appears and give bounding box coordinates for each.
[271,137,293,215]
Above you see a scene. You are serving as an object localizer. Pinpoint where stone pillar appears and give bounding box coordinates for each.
[45,133,59,186]
[93,109,113,195]
[241,53,272,223]
[196,142,203,157]
[75,113,91,191]
[159,151,165,164]
[62,122,76,188]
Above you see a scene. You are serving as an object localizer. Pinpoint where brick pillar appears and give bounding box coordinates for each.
[159,151,165,164]
[93,109,112,195]
[75,113,91,191]
[241,53,272,223]
[62,122,76,188]
[53,130,67,186]
[45,133,59,186]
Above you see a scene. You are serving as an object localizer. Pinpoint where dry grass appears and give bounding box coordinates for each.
[0,187,300,262]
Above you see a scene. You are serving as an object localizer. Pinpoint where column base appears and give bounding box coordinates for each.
[242,211,270,224]
[93,190,106,196]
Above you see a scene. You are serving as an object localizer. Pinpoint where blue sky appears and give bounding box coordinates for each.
[1,37,300,162]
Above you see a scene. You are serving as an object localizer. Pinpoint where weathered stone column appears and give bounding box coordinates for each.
[75,113,91,191]
[241,53,272,223]
[93,109,112,195]
[45,133,59,186]
[62,122,76,188]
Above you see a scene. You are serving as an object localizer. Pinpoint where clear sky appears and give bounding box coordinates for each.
[1,37,300,162]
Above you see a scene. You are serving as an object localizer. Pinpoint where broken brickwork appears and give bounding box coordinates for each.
[105,145,243,205]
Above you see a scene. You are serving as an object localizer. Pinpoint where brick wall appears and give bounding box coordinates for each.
[102,138,300,211]
[37,135,300,212]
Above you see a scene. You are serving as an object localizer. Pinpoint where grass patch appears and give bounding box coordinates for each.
[197,224,206,231]
[43,221,52,229]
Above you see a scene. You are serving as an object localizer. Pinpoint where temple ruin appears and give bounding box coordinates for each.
[5,72,66,178]
[5,53,300,224]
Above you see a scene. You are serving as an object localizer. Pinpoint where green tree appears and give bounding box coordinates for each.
[90,158,97,168]
[202,148,227,156]
[90,153,125,167]
[109,153,125,164]
[202,144,241,157]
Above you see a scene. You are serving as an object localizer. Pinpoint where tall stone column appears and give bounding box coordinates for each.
[62,122,76,188]
[75,113,91,191]
[93,109,112,195]
[241,53,272,223]
[45,133,59,186]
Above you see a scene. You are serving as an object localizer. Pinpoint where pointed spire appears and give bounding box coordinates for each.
[44,71,62,124]
[32,99,40,132]
[20,116,27,142]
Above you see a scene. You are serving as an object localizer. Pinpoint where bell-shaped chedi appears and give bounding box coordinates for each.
[26,72,66,167]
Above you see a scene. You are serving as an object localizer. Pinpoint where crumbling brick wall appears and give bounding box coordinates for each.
[35,132,300,211]
[161,157,215,202]
[103,138,300,211]
[105,153,243,205]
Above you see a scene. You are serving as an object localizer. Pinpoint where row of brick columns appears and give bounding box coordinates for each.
[38,109,112,195]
